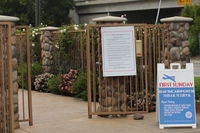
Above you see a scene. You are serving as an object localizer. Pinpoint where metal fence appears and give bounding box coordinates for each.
[52,30,86,74]
[16,26,33,126]
[86,24,168,118]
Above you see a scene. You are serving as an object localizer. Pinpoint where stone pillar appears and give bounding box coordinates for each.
[0,15,20,128]
[39,26,59,73]
[92,16,128,116]
[160,16,193,68]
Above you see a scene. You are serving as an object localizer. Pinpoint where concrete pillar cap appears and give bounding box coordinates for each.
[39,26,59,31]
[0,15,19,22]
[92,15,127,22]
[160,16,193,23]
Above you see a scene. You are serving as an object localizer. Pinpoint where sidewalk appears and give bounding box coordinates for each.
[16,91,200,133]
[191,56,200,77]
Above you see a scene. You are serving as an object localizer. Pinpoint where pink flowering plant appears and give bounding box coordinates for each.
[59,69,78,95]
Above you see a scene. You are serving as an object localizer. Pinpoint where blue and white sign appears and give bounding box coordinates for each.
[157,63,196,129]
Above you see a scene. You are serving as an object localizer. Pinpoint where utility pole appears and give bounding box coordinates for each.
[155,0,162,24]
[35,0,41,26]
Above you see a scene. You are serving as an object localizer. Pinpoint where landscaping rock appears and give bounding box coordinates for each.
[133,114,144,120]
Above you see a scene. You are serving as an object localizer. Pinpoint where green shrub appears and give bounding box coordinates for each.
[195,77,200,100]
[18,63,28,89]
[182,3,200,56]
[18,62,43,89]
[31,62,43,88]
[72,72,87,100]
[48,75,61,94]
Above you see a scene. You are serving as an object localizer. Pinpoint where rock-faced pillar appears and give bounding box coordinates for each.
[0,15,20,128]
[160,16,193,68]
[39,26,59,73]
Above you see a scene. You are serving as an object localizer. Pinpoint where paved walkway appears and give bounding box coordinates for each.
[16,91,200,133]
[191,57,200,77]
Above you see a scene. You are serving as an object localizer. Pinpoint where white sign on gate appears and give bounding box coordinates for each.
[101,26,136,77]
[157,63,197,129]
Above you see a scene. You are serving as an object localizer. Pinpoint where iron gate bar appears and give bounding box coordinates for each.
[86,25,92,118]
[26,26,33,126]
[92,30,97,112]
[86,24,167,118]
[144,25,149,112]
[7,22,15,133]
[52,30,86,73]
[16,26,33,126]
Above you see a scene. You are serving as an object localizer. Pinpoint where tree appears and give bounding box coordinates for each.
[0,0,35,25]
[41,0,74,26]
[0,0,74,26]
[182,3,200,56]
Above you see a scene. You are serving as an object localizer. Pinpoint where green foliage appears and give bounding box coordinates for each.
[0,0,34,25]
[18,62,43,89]
[182,3,200,56]
[54,25,86,74]
[41,0,74,26]
[195,77,200,100]
[30,27,42,62]
[31,62,43,88]
[18,63,28,89]
[72,72,87,100]
[54,29,76,74]
[47,75,61,94]
[0,0,74,26]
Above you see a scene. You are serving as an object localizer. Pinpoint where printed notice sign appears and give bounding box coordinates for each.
[157,63,196,129]
[101,26,136,77]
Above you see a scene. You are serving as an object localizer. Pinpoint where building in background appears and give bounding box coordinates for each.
[70,0,199,24]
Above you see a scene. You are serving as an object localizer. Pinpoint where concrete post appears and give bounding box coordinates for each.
[161,16,193,68]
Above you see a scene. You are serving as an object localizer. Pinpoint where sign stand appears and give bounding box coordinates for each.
[157,63,197,129]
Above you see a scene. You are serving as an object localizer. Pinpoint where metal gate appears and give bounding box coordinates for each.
[86,24,168,118]
[0,22,15,133]
[16,26,33,125]
[52,30,86,74]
